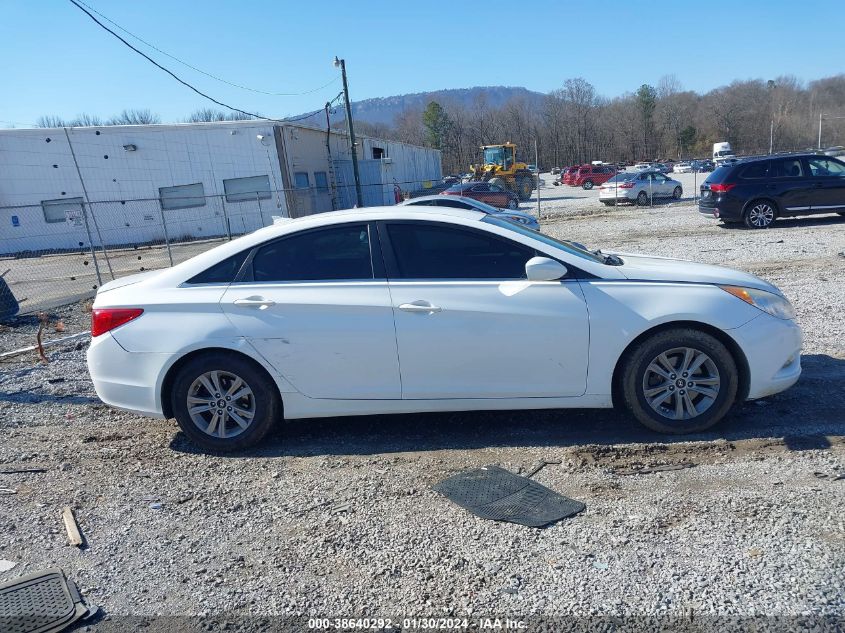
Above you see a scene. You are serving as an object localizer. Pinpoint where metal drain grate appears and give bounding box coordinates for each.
[0,568,92,633]
[433,465,585,528]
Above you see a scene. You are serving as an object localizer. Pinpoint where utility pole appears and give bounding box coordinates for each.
[534,137,540,219]
[769,119,774,154]
[818,112,823,150]
[334,57,364,208]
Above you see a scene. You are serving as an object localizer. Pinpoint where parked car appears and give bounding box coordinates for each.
[440,182,520,209]
[560,166,580,186]
[526,164,539,174]
[598,171,683,206]
[633,163,651,171]
[569,164,616,189]
[691,159,715,173]
[674,161,693,174]
[651,163,672,174]
[87,205,802,451]
[400,195,539,231]
[551,167,561,175]
[699,153,845,228]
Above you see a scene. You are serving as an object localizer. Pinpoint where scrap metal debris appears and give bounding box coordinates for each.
[0,467,48,475]
[433,465,585,528]
[524,459,562,479]
[0,567,97,633]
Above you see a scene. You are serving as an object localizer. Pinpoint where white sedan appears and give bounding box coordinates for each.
[87,207,802,451]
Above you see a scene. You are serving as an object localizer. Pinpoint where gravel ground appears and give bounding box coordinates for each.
[0,198,843,631]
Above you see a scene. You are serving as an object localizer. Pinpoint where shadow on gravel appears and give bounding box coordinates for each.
[169,354,845,458]
[716,215,845,230]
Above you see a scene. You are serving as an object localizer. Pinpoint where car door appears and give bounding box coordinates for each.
[470,183,492,205]
[488,183,510,208]
[805,156,845,213]
[220,222,401,399]
[379,220,590,399]
[769,157,815,214]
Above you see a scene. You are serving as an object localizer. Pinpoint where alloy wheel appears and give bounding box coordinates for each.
[641,347,721,421]
[747,203,774,227]
[187,370,256,439]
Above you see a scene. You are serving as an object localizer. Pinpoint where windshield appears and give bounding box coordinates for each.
[482,216,605,264]
[483,147,505,166]
[715,150,734,157]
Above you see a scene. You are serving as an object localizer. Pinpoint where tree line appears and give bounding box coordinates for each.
[355,74,845,174]
[35,108,255,128]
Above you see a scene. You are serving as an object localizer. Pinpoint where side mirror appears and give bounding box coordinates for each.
[525,256,567,281]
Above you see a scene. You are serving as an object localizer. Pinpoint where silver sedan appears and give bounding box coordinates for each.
[598,171,683,206]
[400,195,540,230]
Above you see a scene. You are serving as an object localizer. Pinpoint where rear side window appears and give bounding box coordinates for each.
[251,224,373,282]
[187,250,249,284]
[386,223,534,280]
[738,161,770,179]
[704,166,732,183]
[772,158,804,178]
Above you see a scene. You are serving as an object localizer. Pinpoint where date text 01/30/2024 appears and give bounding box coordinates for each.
[307,617,527,630]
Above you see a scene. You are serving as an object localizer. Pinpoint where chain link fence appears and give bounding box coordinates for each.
[0,178,441,318]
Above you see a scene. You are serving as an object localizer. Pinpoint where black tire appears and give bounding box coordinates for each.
[743,200,776,229]
[672,186,682,200]
[582,180,594,190]
[838,212,845,216]
[601,201,615,206]
[170,351,281,452]
[517,177,533,200]
[507,198,519,210]
[636,191,649,206]
[620,328,738,434]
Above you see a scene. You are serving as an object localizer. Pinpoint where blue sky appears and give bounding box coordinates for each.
[1,0,840,127]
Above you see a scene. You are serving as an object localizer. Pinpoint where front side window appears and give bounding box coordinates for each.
[807,157,845,177]
[386,223,535,280]
[251,224,373,282]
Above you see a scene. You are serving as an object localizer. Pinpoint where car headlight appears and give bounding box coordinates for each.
[720,285,796,320]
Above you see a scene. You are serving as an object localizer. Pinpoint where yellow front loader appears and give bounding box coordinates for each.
[469,143,536,201]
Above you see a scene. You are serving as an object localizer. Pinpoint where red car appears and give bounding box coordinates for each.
[440,182,520,209]
[569,164,616,189]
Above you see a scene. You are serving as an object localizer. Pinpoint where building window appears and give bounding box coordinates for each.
[223,175,272,202]
[294,172,310,189]
[372,147,385,159]
[41,197,83,224]
[159,183,206,211]
[314,172,329,189]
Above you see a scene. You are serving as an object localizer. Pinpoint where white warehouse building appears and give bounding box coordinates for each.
[0,120,442,254]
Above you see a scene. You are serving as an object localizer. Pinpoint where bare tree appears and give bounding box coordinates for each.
[107,109,161,125]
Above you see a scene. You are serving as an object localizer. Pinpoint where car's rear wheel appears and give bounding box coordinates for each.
[744,200,776,228]
[672,186,682,200]
[171,352,281,452]
[636,191,649,206]
[583,180,594,190]
[507,198,519,210]
[620,328,738,434]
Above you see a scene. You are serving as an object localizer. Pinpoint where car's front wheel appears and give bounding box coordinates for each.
[507,198,519,210]
[620,328,738,434]
[171,352,281,452]
[744,200,776,228]
[636,191,649,206]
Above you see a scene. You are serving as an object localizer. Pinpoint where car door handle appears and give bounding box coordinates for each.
[233,296,276,309]
[399,301,441,313]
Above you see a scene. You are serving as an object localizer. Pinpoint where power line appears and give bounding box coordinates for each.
[74,0,339,97]
[66,0,328,124]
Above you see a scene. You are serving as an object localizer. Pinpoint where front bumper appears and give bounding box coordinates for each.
[730,313,802,400]
[87,333,170,418]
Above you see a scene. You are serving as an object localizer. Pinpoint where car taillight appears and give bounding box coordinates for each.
[709,183,736,193]
[91,308,144,337]
[618,182,635,188]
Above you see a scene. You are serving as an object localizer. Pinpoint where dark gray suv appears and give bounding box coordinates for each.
[698,154,845,228]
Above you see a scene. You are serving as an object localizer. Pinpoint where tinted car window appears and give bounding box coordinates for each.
[187,250,249,284]
[433,198,474,210]
[386,223,534,279]
[489,184,505,192]
[251,224,373,282]
[772,158,804,178]
[738,161,770,179]
[807,157,845,176]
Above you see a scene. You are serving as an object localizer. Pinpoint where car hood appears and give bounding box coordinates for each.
[611,252,781,295]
